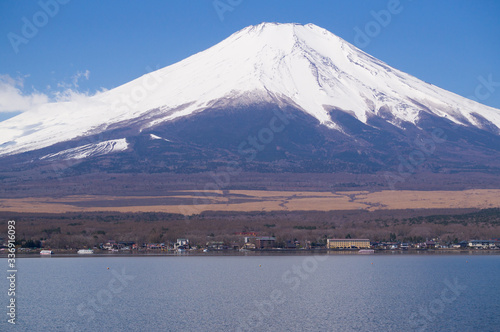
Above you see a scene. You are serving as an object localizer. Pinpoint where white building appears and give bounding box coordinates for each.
[175,238,189,249]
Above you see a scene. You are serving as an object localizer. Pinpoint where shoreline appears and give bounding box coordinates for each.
[3,249,500,258]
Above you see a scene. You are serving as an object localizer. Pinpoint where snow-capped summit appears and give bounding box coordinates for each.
[0,22,499,158]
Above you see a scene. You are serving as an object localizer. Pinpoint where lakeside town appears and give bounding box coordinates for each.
[4,235,500,255]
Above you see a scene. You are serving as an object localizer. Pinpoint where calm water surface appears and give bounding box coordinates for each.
[1,254,499,331]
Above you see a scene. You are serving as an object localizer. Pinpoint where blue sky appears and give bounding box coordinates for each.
[0,0,499,121]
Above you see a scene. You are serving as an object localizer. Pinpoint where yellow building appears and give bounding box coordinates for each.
[327,239,370,249]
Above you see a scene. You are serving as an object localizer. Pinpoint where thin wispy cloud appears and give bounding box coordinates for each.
[57,69,91,90]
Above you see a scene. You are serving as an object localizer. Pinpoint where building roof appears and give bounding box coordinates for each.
[469,240,499,243]
[327,239,370,241]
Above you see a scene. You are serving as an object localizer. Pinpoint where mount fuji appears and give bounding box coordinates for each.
[1,23,500,190]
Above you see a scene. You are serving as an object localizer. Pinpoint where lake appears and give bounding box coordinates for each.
[1,254,499,331]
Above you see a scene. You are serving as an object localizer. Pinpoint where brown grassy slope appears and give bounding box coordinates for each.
[0,189,499,214]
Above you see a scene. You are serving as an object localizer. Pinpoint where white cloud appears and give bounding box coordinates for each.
[0,71,93,114]
[0,74,49,113]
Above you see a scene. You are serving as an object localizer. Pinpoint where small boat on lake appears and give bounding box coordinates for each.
[358,249,375,254]
[40,250,53,255]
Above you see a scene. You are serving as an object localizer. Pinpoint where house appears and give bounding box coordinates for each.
[242,242,256,249]
[175,238,189,249]
[255,237,276,249]
[379,242,398,249]
[206,241,226,250]
[102,241,117,250]
[455,241,469,248]
[424,241,436,249]
[147,243,165,250]
[400,243,410,250]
